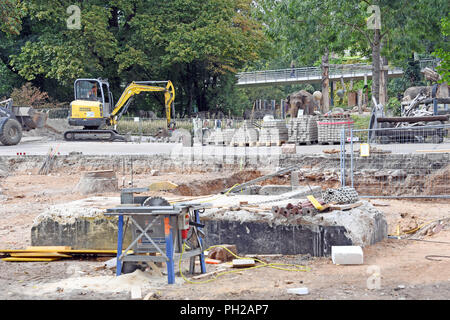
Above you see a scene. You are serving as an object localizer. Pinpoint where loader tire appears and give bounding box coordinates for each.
[0,119,22,146]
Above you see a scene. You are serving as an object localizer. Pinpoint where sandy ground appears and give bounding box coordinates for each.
[0,170,449,300]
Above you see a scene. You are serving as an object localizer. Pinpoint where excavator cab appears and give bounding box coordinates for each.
[65,78,175,141]
[70,78,114,129]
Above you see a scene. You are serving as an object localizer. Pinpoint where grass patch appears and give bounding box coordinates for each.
[117,119,193,135]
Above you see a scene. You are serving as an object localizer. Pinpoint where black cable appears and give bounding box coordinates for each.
[425,255,450,261]
[406,239,450,245]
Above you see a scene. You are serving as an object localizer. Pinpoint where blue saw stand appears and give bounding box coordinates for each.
[106,188,209,284]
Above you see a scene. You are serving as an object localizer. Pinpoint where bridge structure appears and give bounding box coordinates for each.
[236,59,439,87]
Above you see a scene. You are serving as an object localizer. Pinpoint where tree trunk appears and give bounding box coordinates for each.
[321,47,330,113]
[371,29,381,105]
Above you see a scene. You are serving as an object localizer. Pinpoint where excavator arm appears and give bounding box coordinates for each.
[110,80,175,128]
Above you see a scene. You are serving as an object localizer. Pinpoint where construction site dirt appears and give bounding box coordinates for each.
[0,166,449,300]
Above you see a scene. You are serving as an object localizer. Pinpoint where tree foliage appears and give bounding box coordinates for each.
[259,0,448,103]
[1,0,268,116]
[433,14,450,83]
[0,0,23,35]
[0,0,448,116]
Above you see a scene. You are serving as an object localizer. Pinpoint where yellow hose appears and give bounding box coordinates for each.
[179,243,310,285]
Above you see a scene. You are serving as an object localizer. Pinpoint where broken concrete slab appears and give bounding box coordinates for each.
[202,201,387,256]
[31,194,386,257]
[258,185,293,195]
[31,197,131,250]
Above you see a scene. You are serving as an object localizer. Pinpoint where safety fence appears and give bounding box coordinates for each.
[340,124,450,198]
[118,117,258,136]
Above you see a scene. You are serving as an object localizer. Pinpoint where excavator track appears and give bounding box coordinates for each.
[63,129,126,142]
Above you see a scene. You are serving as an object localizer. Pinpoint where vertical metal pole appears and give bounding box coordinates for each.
[130,157,134,188]
[165,217,175,284]
[116,215,124,276]
[340,128,346,186]
[196,210,207,274]
[350,129,354,188]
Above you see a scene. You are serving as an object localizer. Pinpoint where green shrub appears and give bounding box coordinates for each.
[351,114,371,130]
[386,97,402,116]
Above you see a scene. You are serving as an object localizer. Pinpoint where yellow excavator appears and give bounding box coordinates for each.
[64,78,175,141]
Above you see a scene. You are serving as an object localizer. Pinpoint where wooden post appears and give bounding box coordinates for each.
[358,89,363,114]
[330,81,334,107]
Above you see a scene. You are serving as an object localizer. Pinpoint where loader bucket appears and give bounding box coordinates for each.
[30,109,48,129]
[12,106,48,130]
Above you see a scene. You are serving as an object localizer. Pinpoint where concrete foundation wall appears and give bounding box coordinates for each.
[31,216,132,250]
[204,221,352,256]
[2,152,446,175]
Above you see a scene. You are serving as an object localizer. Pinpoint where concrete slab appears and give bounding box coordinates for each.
[258,185,293,195]
[30,194,387,256]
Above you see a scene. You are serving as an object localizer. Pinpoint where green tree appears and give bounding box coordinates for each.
[329,0,448,104]
[116,0,267,115]
[433,14,450,83]
[3,0,268,116]
[258,0,354,112]
[258,0,448,107]
[0,0,23,35]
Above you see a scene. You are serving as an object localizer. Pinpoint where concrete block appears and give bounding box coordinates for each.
[331,246,363,265]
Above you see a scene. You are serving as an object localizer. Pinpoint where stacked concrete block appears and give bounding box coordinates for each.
[317,115,354,144]
[230,121,259,146]
[288,116,318,145]
[208,129,236,145]
[258,120,288,146]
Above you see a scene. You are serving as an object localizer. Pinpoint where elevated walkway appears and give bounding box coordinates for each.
[236,59,438,87]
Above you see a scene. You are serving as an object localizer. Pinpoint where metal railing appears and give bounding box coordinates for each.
[419,58,439,70]
[236,59,437,86]
[340,124,450,198]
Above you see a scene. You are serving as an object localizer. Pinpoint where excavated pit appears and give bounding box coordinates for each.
[2,152,445,255]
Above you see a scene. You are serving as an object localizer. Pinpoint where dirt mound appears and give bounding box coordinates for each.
[424,164,449,195]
